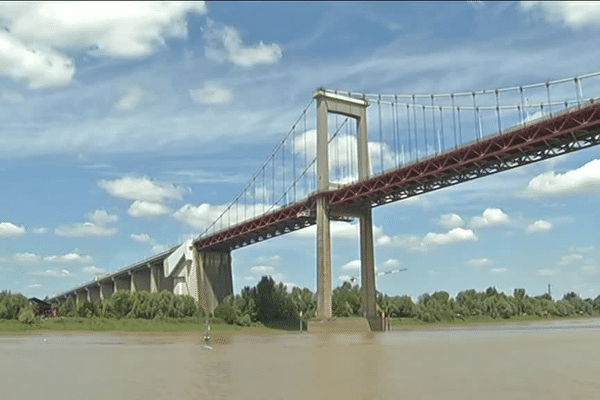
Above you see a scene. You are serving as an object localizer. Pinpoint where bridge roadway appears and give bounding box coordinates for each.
[194,100,600,252]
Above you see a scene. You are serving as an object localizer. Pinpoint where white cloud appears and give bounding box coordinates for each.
[114,87,144,111]
[382,259,401,269]
[539,269,557,277]
[83,266,105,275]
[422,228,478,247]
[250,265,275,275]
[471,208,510,228]
[569,245,595,253]
[526,220,553,234]
[204,18,282,67]
[32,227,47,234]
[0,222,25,237]
[173,203,228,231]
[341,260,361,272]
[255,255,281,267]
[55,222,117,237]
[0,2,207,86]
[151,244,169,254]
[131,233,154,244]
[44,253,92,264]
[190,81,233,104]
[378,227,478,251]
[99,177,187,202]
[0,30,74,88]
[467,258,493,268]
[87,209,118,225]
[13,252,40,265]
[490,268,509,274]
[438,213,465,229]
[338,275,354,282]
[525,159,600,196]
[128,200,171,217]
[519,1,600,30]
[29,269,72,277]
[27,283,42,289]
[557,253,584,267]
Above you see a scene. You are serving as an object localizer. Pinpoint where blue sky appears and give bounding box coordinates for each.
[1,1,600,301]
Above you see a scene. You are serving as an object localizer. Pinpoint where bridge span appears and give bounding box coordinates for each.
[51,72,600,330]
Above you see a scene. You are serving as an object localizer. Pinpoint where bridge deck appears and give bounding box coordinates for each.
[194,101,600,252]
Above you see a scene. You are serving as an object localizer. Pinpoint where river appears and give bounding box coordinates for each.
[2,318,600,399]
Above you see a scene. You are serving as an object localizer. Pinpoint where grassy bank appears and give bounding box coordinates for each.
[390,313,598,329]
[0,316,305,334]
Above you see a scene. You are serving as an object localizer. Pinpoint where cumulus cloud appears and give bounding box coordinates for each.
[87,209,118,225]
[519,1,600,30]
[0,2,206,87]
[99,177,187,203]
[341,260,361,272]
[55,209,118,237]
[55,222,117,237]
[32,227,47,234]
[13,252,40,264]
[438,213,465,229]
[524,159,600,196]
[44,253,92,264]
[250,265,275,275]
[382,259,401,269]
[204,18,282,67]
[29,269,72,277]
[83,266,105,275]
[526,220,553,234]
[470,208,510,228]
[557,253,583,267]
[0,222,25,237]
[131,233,154,244]
[467,258,493,268]
[539,269,557,277]
[173,203,228,231]
[151,244,169,254]
[128,200,171,217]
[190,81,233,104]
[378,227,477,251]
[255,255,281,267]
[114,87,145,111]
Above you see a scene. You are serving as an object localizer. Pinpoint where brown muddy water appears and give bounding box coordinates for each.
[3,319,600,399]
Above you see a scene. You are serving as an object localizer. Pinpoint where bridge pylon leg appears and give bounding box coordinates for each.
[359,204,380,330]
[316,196,332,319]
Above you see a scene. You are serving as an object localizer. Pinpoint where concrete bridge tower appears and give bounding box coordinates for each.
[312,89,379,330]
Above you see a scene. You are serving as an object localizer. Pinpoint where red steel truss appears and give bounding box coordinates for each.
[195,101,600,252]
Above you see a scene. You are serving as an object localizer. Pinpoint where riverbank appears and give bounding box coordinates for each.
[390,313,599,330]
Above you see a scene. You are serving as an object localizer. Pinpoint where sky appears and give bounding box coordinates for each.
[1,1,600,302]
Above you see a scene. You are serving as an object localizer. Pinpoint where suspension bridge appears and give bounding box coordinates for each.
[52,72,600,331]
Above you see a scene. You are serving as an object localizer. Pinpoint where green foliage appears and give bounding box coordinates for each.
[333,282,361,317]
[18,307,35,324]
[0,291,29,320]
[214,300,236,324]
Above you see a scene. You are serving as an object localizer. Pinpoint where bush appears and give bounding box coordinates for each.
[18,308,35,324]
[214,302,236,324]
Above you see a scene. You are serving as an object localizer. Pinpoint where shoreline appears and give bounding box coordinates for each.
[1,315,599,337]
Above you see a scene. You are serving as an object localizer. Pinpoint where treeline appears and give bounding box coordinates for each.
[4,278,600,325]
[54,290,198,319]
[214,279,600,326]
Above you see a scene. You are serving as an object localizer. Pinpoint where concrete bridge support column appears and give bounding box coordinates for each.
[149,264,162,293]
[76,289,87,305]
[315,92,332,319]
[358,204,379,330]
[194,247,233,316]
[113,276,130,293]
[130,269,151,293]
[99,281,114,301]
[87,285,100,303]
[312,89,370,321]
